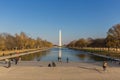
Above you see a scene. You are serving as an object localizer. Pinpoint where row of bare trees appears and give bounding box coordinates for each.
[67,24,120,50]
[0,32,53,51]
[67,38,106,48]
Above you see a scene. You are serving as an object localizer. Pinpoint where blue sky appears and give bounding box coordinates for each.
[0,0,120,44]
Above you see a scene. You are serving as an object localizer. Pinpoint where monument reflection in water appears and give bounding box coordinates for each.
[58,48,62,62]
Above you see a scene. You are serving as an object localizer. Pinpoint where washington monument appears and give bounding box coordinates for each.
[59,30,62,47]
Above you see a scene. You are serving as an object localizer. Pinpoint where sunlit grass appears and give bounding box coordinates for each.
[0,48,44,57]
[71,47,120,58]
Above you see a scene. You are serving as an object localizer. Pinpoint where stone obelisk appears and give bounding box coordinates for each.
[59,30,62,47]
[58,30,62,62]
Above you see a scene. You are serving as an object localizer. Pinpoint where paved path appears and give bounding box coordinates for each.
[0,61,119,80]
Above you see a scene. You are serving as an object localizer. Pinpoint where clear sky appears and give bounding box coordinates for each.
[0,0,120,44]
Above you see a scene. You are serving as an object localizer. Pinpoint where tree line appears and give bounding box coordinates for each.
[67,24,120,50]
[0,32,53,51]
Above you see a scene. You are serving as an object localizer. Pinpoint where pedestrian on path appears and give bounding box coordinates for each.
[8,59,11,68]
[103,61,108,71]
[5,59,11,68]
[14,57,19,65]
[52,61,56,67]
[66,57,69,63]
[48,63,51,67]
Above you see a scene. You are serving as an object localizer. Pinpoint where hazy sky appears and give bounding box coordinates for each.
[0,0,120,44]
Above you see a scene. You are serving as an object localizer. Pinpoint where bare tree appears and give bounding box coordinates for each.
[107,24,120,50]
[75,39,87,48]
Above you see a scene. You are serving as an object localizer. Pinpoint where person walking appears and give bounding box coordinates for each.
[14,57,19,65]
[66,57,69,63]
[48,63,51,67]
[103,61,108,71]
[52,62,56,67]
[7,59,11,68]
